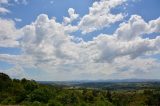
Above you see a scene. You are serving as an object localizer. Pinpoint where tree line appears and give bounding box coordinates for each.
[0,72,160,106]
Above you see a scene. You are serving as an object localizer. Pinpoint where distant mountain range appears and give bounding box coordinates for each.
[38,78,160,83]
[38,79,160,86]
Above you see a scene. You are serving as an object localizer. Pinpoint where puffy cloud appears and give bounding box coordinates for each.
[0,0,9,14]
[0,0,28,15]
[78,0,126,34]
[83,34,159,63]
[32,57,160,80]
[64,25,78,33]
[1,13,160,67]
[0,18,21,47]
[0,54,35,68]
[63,8,79,25]
[113,57,160,79]
[14,18,22,22]
[0,18,18,39]
[0,65,28,79]
[14,0,28,5]
[0,39,19,47]
[21,14,80,66]
[149,17,160,33]
[0,0,8,4]
[116,15,160,41]
[0,7,10,14]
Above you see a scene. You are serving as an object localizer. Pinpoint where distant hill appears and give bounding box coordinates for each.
[38,79,160,90]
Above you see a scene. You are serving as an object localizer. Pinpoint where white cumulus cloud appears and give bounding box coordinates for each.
[78,0,126,34]
[0,0,160,80]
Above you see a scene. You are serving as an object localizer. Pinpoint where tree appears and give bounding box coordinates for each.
[0,72,12,91]
[24,80,39,92]
[83,91,95,102]
[29,88,50,103]
[106,90,112,102]
[70,93,79,104]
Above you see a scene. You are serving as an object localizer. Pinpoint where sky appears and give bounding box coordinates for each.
[0,0,160,81]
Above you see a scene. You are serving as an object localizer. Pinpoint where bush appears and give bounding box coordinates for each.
[29,88,50,103]
[1,97,15,105]
[48,100,63,106]
[32,101,42,106]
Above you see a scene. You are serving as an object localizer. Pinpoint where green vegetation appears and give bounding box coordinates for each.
[1,72,160,106]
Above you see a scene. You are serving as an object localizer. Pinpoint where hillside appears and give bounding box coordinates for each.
[1,72,160,106]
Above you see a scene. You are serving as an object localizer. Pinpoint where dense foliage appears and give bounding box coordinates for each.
[0,73,160,106]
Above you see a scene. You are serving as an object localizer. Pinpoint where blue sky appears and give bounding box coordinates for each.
[0,0,160,81]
